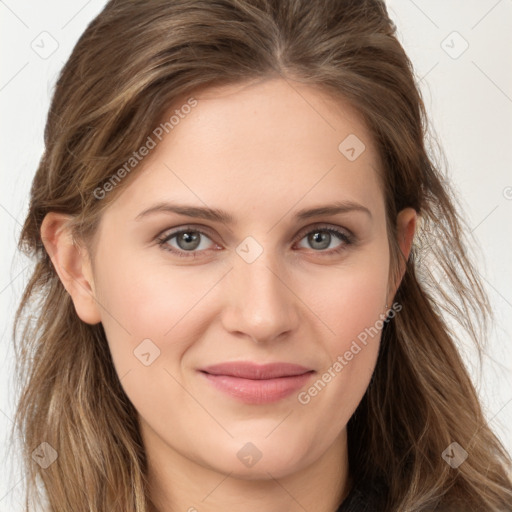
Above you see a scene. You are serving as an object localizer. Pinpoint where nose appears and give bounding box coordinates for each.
[220,250,300,344]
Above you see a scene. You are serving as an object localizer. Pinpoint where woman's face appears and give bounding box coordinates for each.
[70,78,414,480]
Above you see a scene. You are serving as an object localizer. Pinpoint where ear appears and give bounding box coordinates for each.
[388,207,417,300]
[40,212,102,325]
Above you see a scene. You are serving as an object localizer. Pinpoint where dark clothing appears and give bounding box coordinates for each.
[336,479,387,512]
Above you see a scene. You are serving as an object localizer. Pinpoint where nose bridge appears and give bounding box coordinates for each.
[221,240,299,343]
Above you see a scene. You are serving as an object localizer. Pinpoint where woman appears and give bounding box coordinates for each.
[13,0,512,510]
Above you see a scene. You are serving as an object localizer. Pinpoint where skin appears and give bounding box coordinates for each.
[41,77,416,512]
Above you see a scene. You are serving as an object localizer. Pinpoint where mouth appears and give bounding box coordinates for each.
[198,362,315,404]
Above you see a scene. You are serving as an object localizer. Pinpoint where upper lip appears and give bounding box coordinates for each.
[199,362,314,379]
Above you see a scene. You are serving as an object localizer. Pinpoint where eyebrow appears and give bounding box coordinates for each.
[134,200,372,224]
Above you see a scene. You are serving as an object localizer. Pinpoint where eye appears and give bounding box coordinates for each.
[156,227,219,258]
[294,225,354,255]
[156,224,354,258]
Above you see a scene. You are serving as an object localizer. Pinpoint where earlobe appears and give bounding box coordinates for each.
[40,212,102,325]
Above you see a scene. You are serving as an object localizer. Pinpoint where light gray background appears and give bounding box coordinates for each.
[1,1,511,509]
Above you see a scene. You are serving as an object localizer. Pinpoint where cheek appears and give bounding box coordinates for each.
[330,267,388,350]
[92,251,211,424]
[293,251,389,427]
[93,246,226,372]
[310,250,389,356]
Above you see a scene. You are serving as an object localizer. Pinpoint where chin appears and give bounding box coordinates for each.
[202,440,310,480]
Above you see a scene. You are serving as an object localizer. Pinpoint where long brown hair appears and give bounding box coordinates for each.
[12,0,512,510]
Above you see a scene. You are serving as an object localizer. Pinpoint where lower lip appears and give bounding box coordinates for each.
[200,371,315,404]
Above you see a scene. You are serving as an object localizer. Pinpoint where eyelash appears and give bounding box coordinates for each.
[155,224,355,258]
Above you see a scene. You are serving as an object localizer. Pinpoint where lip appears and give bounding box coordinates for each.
[199,362,315,404]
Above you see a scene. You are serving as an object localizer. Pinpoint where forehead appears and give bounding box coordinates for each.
[106,78,384,221]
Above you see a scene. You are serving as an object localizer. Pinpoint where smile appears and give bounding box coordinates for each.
[198,362,316,404]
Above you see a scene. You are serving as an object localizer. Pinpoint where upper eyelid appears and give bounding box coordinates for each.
[294,223,352,240]
[157,225,217,242]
